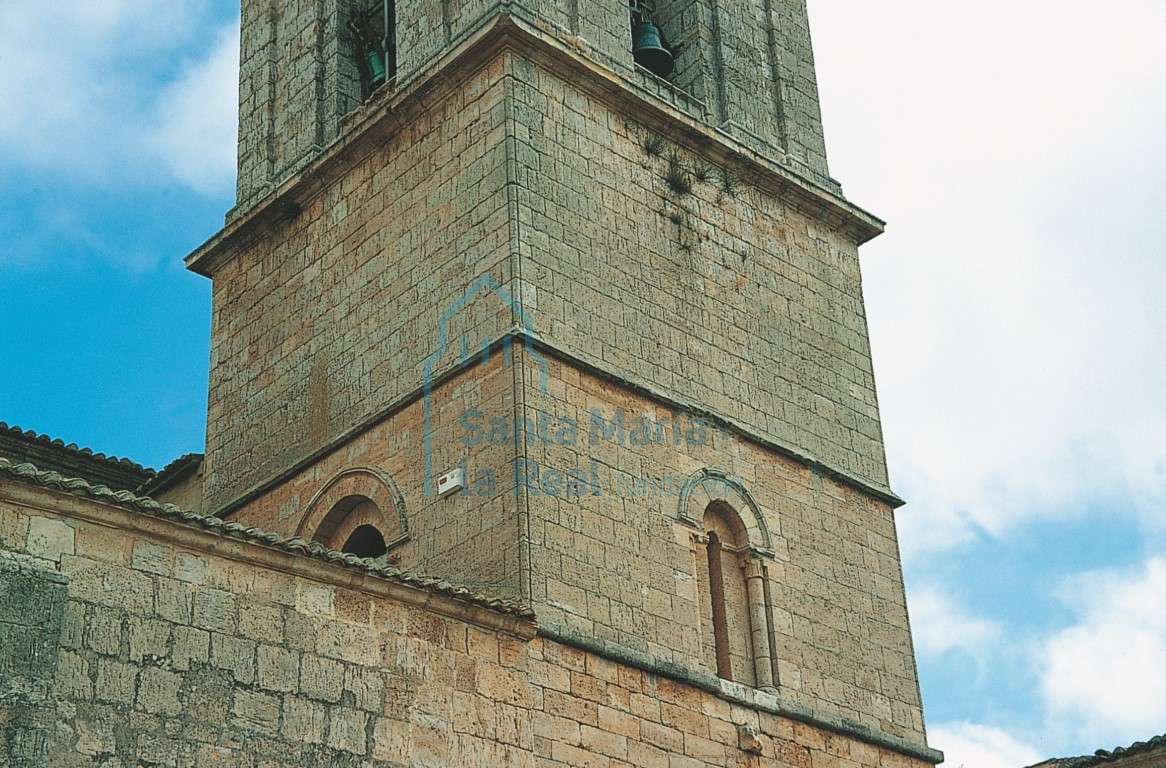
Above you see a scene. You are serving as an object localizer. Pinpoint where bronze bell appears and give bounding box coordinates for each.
[632,21,673,78]
[366,50,388,87]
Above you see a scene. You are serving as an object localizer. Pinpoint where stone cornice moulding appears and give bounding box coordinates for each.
[186,12,883,278]
[204,331,904,523]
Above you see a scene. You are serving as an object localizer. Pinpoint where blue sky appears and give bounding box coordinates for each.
[0,1,235,467]
[1,1,1163,766]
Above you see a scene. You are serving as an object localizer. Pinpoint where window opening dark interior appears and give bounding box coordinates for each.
[629,0,674,78]
[349,0,396,94]
[342,524,388,559]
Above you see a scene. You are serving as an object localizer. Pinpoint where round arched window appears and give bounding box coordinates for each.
[298,468,410,562]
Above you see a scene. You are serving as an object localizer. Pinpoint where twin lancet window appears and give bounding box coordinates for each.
[699,504,753,681]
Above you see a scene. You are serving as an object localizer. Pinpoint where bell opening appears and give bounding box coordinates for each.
[632,23,674,78]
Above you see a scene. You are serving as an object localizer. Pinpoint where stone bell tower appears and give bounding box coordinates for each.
[187,0,939,763]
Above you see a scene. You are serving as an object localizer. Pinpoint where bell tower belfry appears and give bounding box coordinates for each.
[232,0,834,208]
[188,0,939,764]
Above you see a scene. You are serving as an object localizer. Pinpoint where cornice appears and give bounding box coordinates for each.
[186,12,882,278]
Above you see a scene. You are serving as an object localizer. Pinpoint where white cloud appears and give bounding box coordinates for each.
[811,0,1166,558]
[930,722,1042,768]
[147,23,239,194]
[909,586,1001,662]
[0,0,237,194]
[1040,558,1166,744]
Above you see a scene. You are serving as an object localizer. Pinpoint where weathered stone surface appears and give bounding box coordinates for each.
[131,539,171,576]
[0,504,28,552]
[0,551,68,706]
[0,486,937,766]
[137,667,183,716]
[194,588,238,635]
[210,632,256,685]
[173,552,206,584]
[257,644,300,693]
[232,689,280,733]
[26,516,74,562]
[94,659,137,706]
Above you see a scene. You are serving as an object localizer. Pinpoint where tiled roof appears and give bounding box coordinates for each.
[0,422,155,491]
[1029,735,1166,768]
[138,452,203,496]
[0,457,534,619]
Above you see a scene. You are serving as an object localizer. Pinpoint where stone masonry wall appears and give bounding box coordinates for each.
[213,38,882,512]
[211,340,924,747]
[652,0,832,183]
[0,475,935,767]
[207,57,516,514]
[236,0,637,206]
[515,350,924,744]
[235,1,833,209]
[237,0,364,206]
[200,44,913,744]
[226,355,527,600]
[508,61,887,489]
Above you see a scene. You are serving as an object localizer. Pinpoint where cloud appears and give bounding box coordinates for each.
[0,0,237,194]
[812,0,1166,559]
[812,4,1166,754]
[1040,558,1166,744]
[909,586,1001,661]
[930,722,1042,768]
[147,23,239,194]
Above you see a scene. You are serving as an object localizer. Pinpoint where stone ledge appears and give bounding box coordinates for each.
[538,621,944,765]
[523,335,905,509]
[205,329,903,523]
[187,10,883,278]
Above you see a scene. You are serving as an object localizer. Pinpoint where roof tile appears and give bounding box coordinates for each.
[0,457,534,619]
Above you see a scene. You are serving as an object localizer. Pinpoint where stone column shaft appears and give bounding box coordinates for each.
[745,558,774,690]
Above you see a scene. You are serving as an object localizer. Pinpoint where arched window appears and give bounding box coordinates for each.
[312,495,391,560]
[679,468,778,691]
[298,468,409,562]
[697,502,755,685]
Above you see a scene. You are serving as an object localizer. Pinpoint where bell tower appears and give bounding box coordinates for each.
[188,0,938,763]
[232,0,835,208]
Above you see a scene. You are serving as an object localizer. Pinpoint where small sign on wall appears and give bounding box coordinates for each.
[436,467,464,497]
